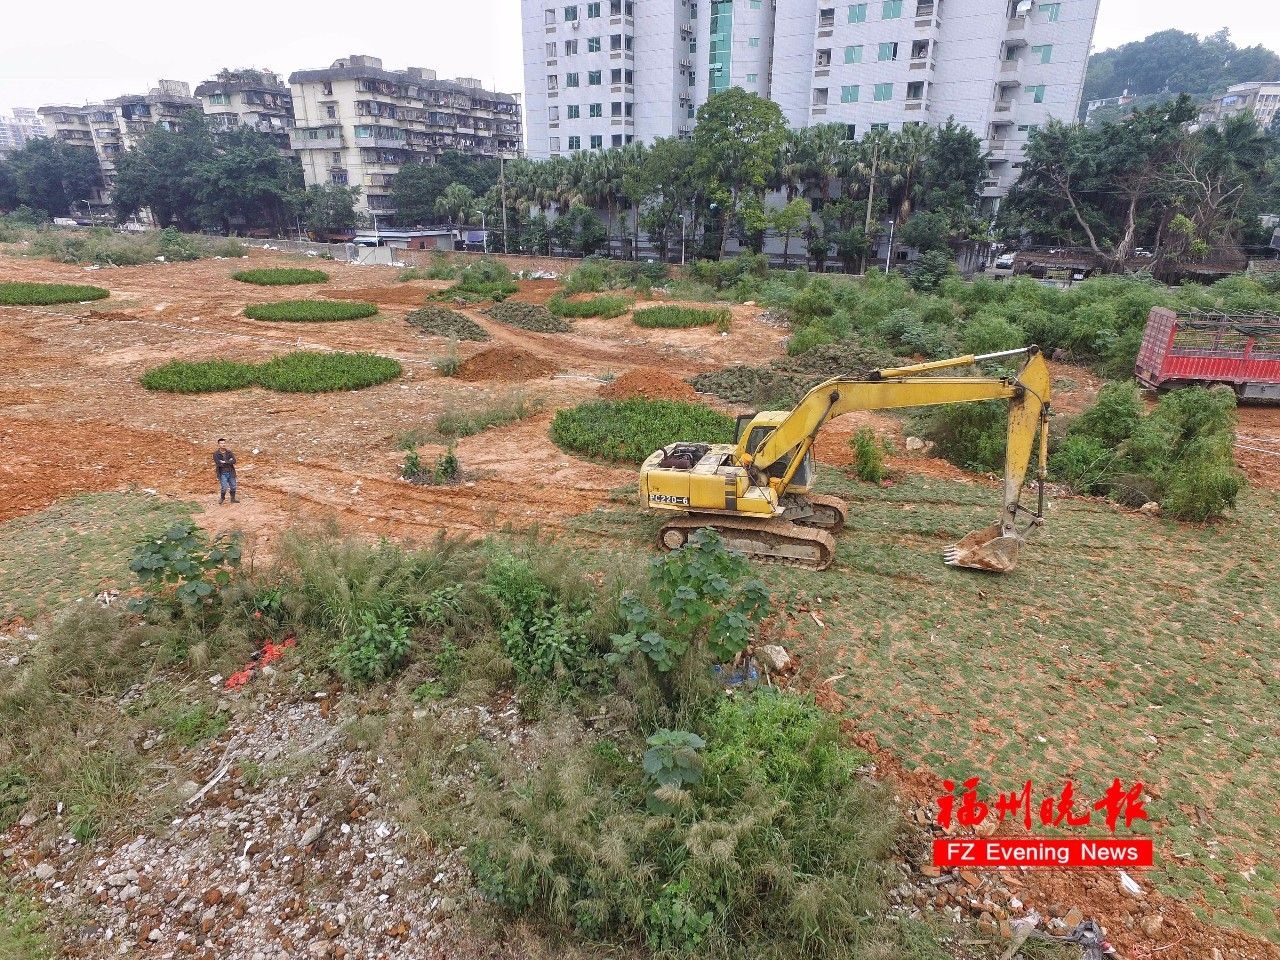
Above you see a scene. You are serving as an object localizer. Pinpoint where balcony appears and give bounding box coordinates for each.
[993,100,1016,115]
[354,133,408,149]
[1000,58,1022,77]
[914,3,941,29]
[1007,15,1026,36]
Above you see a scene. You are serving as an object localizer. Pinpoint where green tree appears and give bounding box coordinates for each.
[770,197,811,267]
[6,138,101,218]
[691,89,788,257]
[196,127,301,233]
[293,184,360,235]
[434,183,477,226]
[112,112,216,229]
[900,210,952,254]
[0,160,18,211]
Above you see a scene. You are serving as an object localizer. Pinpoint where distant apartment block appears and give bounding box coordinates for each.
[39,80,201,205]
[1084,89,1134,123]
[522,0,1099,203]
[1198,82,1280,131]
[288,55,523,216]
[0,107,47,157]
[195,69,295,148]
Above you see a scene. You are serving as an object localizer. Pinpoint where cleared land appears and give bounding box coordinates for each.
[2,249,1280,960]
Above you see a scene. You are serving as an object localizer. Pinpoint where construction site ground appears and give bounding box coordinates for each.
[3,249,1280,960]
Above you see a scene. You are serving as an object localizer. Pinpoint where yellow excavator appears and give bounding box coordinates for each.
[639,347,1051,572]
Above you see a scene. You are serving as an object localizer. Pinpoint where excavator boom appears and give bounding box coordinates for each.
[639,347,1051,572]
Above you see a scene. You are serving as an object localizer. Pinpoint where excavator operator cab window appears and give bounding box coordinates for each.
[734,413,757,443]
[741,422,814,487]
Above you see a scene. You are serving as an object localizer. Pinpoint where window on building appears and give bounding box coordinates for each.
[845,44,863,63]
[844,123,857,139]
[611,33,622,49]
[545,8,556,23]
[613,133,623,145]
[751,0,762,6]
[1030,43,1053,63]
[750,36,761,47]
[546,41,557,57]
[549,105,560,121]
[587,0,601,14]
[568,135,581,149]
[610,0,621,11]
[878,41,898,60]
[589,102,603,117]
[870,122,889,131]
[690,1,697,16]
[611,101,623,116]
[848,2,867,21]
[326,104,337,118]
[1027,84,1046,103]
[590,134,603,148]
[1039,2,1060,20]
[588,69,602,84]
[588,36,601,51]
[813,87,829,105]
[873,82,893,100]
[548,75,560,90]
[550,135,561,151]
[625,101,633,115]
[626,69,634,82]
[331,151,341,163]
[690,39,697,52]
[566,71,580,86]
[611,68,623,82]
[841,84,860,102]
[565,39,578,54]
[882,0,902,17]
[307,128,319,139]
[906,80,924,99]
[816,48,831,66]
[911,39,930,59]
[322,81,333,96]
[746,72,758,82]
[330,169,348,185]
[567,103,581,118]
[565,4,578,19]
[818,7,835,26]
[625,34,633,50]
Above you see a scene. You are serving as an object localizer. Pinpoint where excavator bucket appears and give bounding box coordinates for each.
[943,524,1021,573]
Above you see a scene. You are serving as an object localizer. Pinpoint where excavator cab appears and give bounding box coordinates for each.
[735,412,815,492]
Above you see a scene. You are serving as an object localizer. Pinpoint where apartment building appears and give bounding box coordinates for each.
[0,107,47,157]
[1198,82,1280,131]
[522,0,1099,202]
[289,55,522,216]
[195,69,294,148]
[39,80,201,204]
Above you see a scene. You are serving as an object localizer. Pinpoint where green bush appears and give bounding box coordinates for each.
[430,259,519,302]
[909,400,1007,473]
[139,360,257,393]
[547,293,632,319]
[436,393,541,438]
[335,609,411,684]
[399,254,459,281]
[962,313,1025,355]
[18,226,242,266]
[404,305,489,341]
[252,351,402,393]
[633,305,732,330]
[231,267,329,286]
[551,398,735,463]
[483,300,571,332]
[243,299,377,322]
[433,340,461,376]
[0,282,109,305]
[851,428,889,483]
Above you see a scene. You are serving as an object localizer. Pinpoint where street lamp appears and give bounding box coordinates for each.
[75,199,93,224]
[473,211,488,254]
[884,219,895,274]
[371,211,381,245]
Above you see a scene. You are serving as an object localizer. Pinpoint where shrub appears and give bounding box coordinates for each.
[429,259,519,302]
[483,300,571,333]
[335,609,411,683]
[850,427,889,483]
[907,251,955,292]
[252,351,401,392]
[633,305,732,330]
[909,400,1007,473]
[688,253,769,290]
[435,393,541,438]
[232,267,329,286]
[404,305,489,341]
[551,398,735,463]
[547,293,632,318]
[433,340,461,376]
[243,299,377,322]
[129,520,242,608]
[0,282,108,305]
[404,447,460,485]
[18,226,243,266]
[398,255,459,281]
[962,313,1025,355]
[139,360,257,393]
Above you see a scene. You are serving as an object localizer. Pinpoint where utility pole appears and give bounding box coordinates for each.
[884,219,895,274]
[862,141,879,275]
[499,155,509,254]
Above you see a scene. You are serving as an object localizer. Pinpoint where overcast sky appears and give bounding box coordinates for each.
[2,0,1278,115]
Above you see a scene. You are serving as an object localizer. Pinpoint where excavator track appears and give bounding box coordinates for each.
[657,514,837,570]
[785,493,849,533]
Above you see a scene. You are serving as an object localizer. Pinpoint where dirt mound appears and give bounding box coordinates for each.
[600,367,698,402]
[457,346,557,382]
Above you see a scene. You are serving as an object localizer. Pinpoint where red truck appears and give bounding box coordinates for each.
[1135,307,1280,401]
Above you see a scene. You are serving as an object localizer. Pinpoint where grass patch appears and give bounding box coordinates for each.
[405,305,490,341]
[633,305,731,330]
[433,341,462,376]
[547,293,632,319]
[15,225,244,266]
[140,351,401,394]
[139,360,257,394]
[436,393,542,438]
[243,299,376,322]
[551,397,734,463]
[431,259,519,303]
[252,351,402,393]
[0,282,109,306]
[483,300,572,333]
[231,267,329,286]
[0,492,193,621]
[0,878,53,960]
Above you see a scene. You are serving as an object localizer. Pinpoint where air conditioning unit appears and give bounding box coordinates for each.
[680,57,693,67]
[572,19,581,28]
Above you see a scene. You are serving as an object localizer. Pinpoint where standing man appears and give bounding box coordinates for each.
[214,438,238,504]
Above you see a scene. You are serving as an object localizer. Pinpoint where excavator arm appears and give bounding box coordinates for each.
[741,347,1052,572]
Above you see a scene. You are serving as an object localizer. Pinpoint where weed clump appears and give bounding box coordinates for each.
[551,398,734,463]
[435,393,542,438]
[0,282,109,305]
[403,447,460,486]
[243,300,377,322]
[483,300,571,333]
[431,259,519,302]
[633,305,731,330]
[405,305,490,341]
[851,428,890,483]
[547,292,632,319]
[232,268,329,286]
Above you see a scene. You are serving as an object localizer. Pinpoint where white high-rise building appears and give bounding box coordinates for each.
[521,0,1099,201]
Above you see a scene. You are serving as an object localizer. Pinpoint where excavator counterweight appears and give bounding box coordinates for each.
[638,347,1052,572]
